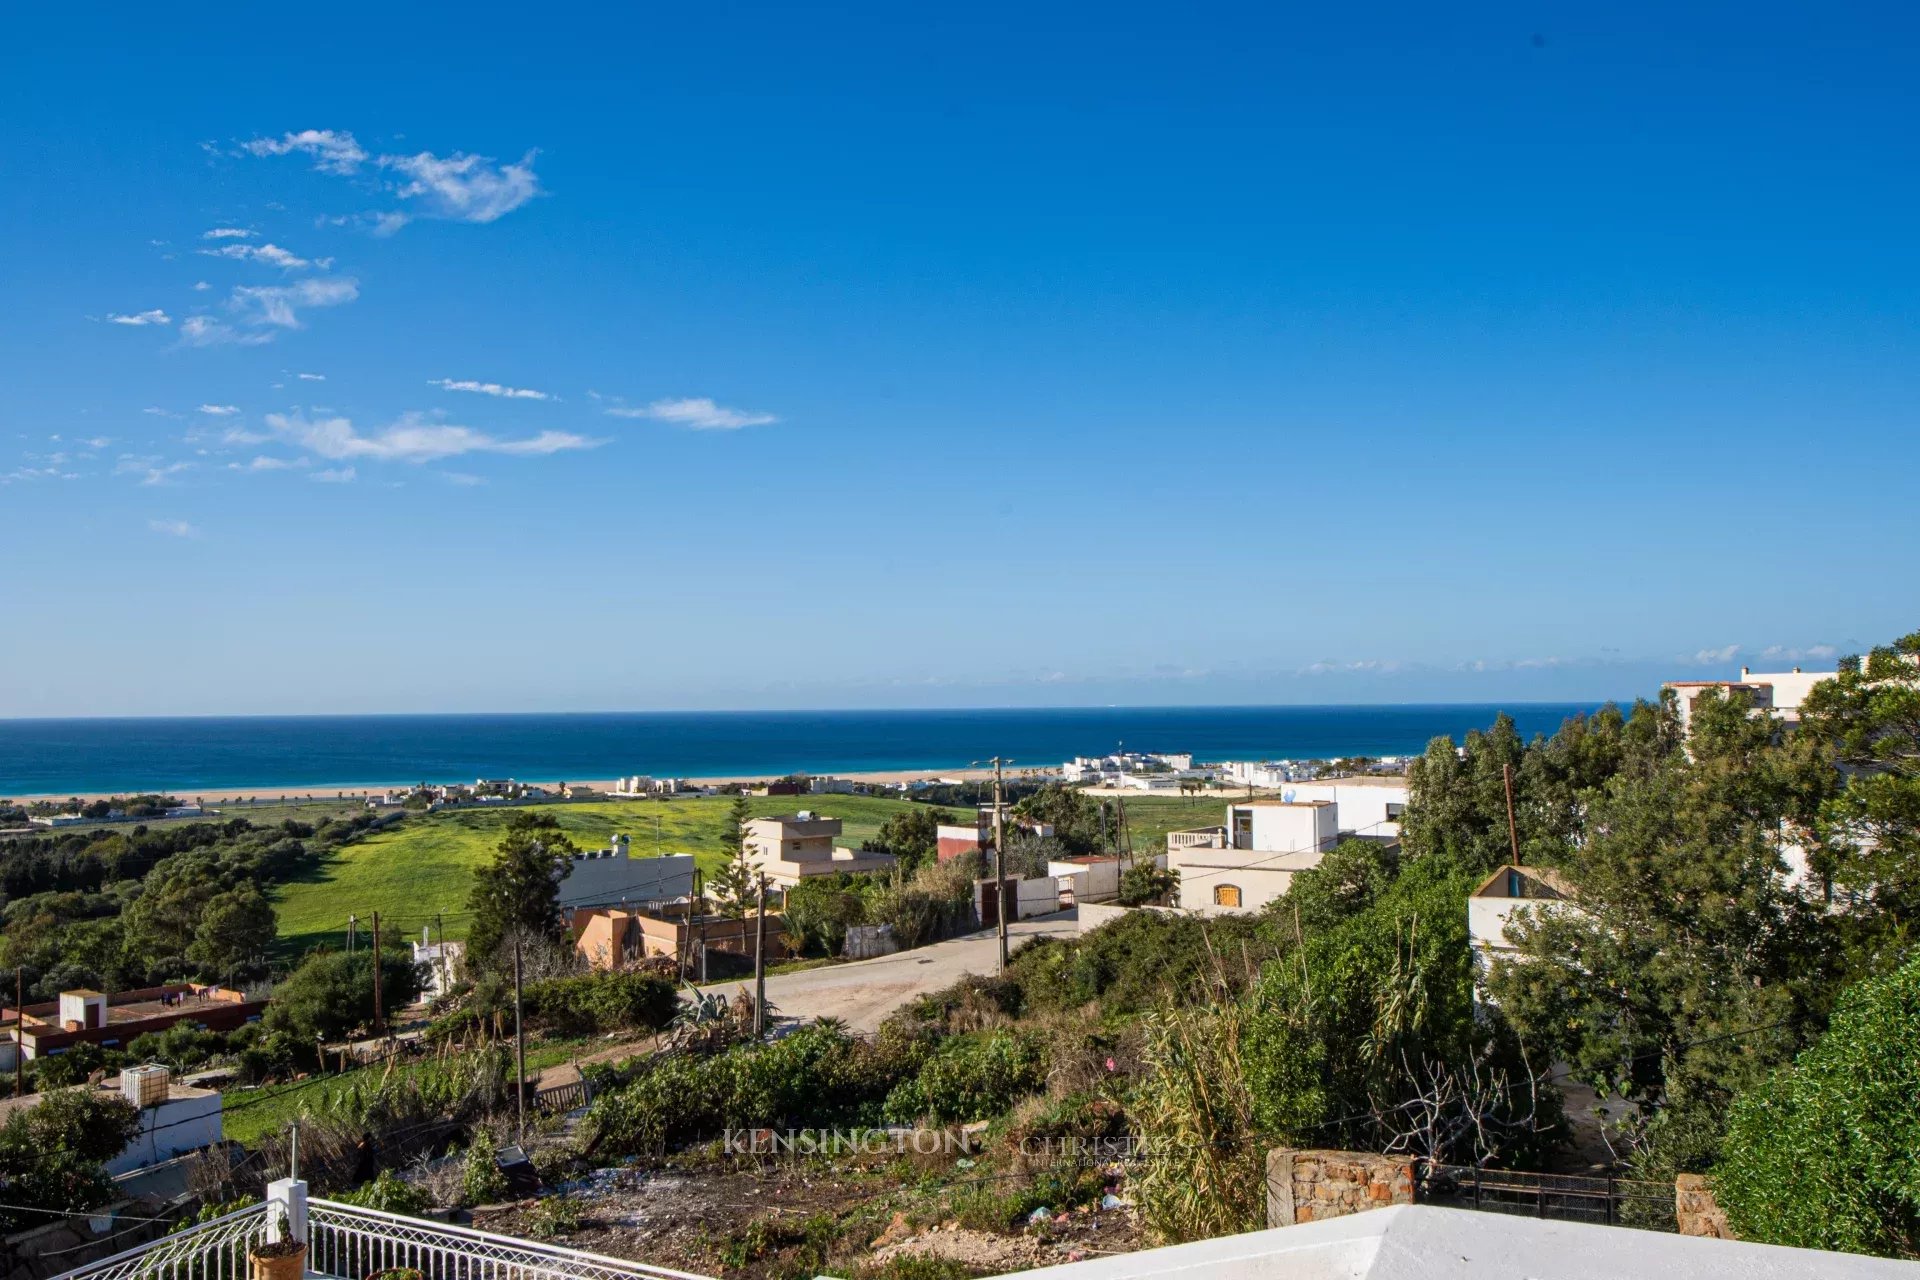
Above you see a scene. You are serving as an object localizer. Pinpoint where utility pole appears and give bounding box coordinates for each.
[513,928,527,1145]
[1503,762,1522,866]
[991,756,1010,975]
[753,873,768,1038]
[369,911,382,1036]
[13,967,22,1098]
[433,913,446,996]
[347,914,356,957]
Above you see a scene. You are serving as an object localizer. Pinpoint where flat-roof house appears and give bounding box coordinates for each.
[744,812,897,887]
[2,983,268,1069]
[1664,664,1834,735]
[1167,799,1340,914]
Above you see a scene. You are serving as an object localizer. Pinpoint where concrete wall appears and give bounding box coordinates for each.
[1246,802,1340,854]
[1170,847,1323,914]
[1076,901,1136,932]
[109,1093,222,1175]
[976,874,1060,922]
[1285,780,1409,840]
[1266,1148,1415,1227]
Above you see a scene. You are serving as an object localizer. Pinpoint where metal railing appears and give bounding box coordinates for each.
[305,1199,706,1280]
[1416,1161,1675,1231]
[51,1182,710,1280]
[46,1201,269,1280]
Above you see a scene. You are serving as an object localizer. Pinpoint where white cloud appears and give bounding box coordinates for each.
[296,372,326,381]
[1299,658,1406,676]
[202,227,255,240]
[239,129,540,228]
[199,242,331,270]
[197,404,240,416]
[381,149,541,224]
[442,471,486,486]
[107,309,171,326]
[1758,644,1839,663]
[117,455,194,486]
[606,397,778,430]
[179,316,273,347]
[429,378,552,401]
[1691,644,1742,665]
[148,518,199,538]
[193,281,212,291]
[240,129,368,175]
[310,466,356,483]
[143,406,181,418]
[265,410,600,464]
[230,277,358,328]
[229,455,299,472]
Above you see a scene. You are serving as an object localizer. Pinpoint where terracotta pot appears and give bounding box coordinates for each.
[249,1243,307,1280]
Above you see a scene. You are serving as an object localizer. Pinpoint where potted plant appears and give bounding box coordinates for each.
[367,1270,425,1280]
[249,1211,307,1280]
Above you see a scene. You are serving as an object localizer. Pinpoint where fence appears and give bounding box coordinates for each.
[532,1078,595,1113]
[1415,1161,1675,1231]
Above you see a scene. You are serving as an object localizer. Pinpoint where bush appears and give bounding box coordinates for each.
[1716,954,1920,1257]
[340,1169,429,1216]
[883,1030,1048,1125]
[782,876,872,956]
[1118,863,1176,907]
[527,1195,583,1239]
[1006,909,1276,1018]
[461,1136,510,1206]
[524,971,678,1036]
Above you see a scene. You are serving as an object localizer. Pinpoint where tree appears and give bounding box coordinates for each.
[1796,633,1920,972]
[0,1087,139,1231]
[187,885,277,977]
[718,793,751,857]
[1118,862,1177,906]
[1012,784,1104,854]
[707,841,757,918]
[864,806,951,874]
[466,812,579,970]
[263,947,424,1048]
[1485,688,1831,1173]
[1715,952,1920,1257]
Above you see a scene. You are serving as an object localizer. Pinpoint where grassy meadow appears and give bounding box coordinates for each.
[268,789,1235,957]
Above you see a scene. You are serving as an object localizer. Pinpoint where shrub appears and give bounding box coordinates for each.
[1716,955,1920,1257]
[339,1169,429,1216]
[524,971,678,1036]
[527,1195,583,1239]
[783,876,872,956]
[883,1030,1048,1125]
[1118,863,1176,907]
[461,1136,510,1206]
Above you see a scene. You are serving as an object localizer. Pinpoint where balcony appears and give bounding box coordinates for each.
[1165,826,1227,850]
[52,1179,707,1280]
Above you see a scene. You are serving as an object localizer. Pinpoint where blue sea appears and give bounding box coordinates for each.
[0,704,1615,797]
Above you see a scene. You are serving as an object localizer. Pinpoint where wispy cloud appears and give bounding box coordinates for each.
[296,372,326,381]
[197,404,240,416]
[1758,644,1838,664]
[310,466,356,483]
[180,277,358,347]
[117,456,195,486]
[238,129,541,228]
[429,378,552,401]
[148,518,199,538]
[1690,644,1741,665]
[202,227,255,240]
[107,309,172,327]
[239,129,368,175]
[265,410,600,464]
[228,455,300,472]
[606,397,778,430]
[199,242,331,270]
[143,406,182,419]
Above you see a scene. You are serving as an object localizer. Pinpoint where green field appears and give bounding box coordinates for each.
[268,790,1232,957]
[270,794,943,955]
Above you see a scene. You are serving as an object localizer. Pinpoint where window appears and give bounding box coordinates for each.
[1507,869,1524,898]
[1385,802,1406,820]
[1214,884,1242,908]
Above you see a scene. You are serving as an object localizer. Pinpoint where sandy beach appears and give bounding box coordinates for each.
[6,765,1013,807]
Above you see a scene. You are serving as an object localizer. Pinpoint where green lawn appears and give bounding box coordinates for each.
[270,793,941,955]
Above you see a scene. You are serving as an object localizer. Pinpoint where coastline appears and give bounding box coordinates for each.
[6,765,1006,807]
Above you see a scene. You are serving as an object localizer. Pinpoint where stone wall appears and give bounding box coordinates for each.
[1675,1173,1735,1239]
[1266,1148,1416,1227]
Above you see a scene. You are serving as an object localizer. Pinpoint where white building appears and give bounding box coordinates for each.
[411,931,466,998]
[1281,776,1409,841]
[0,1066,224,1180]
[808,776,856,794]
[1168,799,1340,914]
[1664,664,1835,735]
[1467,863,1581,1001]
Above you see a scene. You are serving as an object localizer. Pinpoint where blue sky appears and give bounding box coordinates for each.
[2,3,1915,717]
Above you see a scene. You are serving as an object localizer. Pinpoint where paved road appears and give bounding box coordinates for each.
[699,910,1079,1033]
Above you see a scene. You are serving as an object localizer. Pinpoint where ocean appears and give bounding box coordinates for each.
[0,703,1614,797]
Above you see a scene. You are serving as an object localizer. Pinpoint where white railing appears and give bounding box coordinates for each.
[46,1201,270,1280]
[52,1181,708,1280]
[1166,827,1227,850]
[305,1199,706,1280]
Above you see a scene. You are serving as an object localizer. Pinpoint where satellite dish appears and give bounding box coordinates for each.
[1282,789,1297,803]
